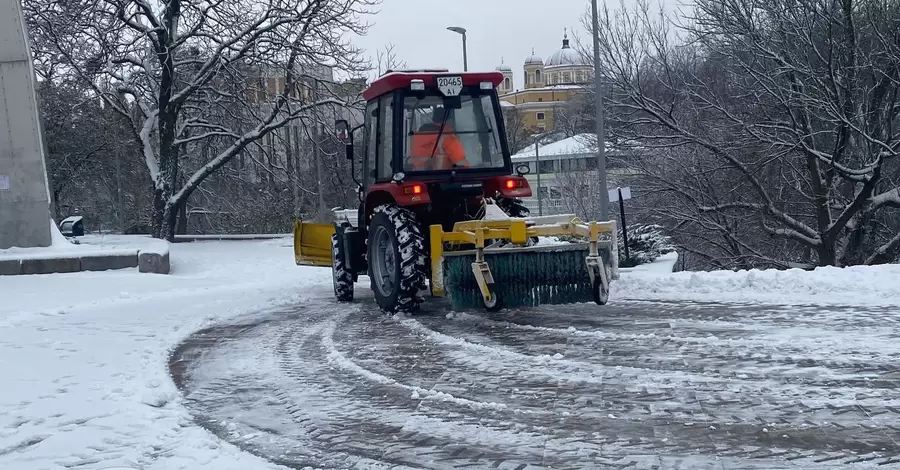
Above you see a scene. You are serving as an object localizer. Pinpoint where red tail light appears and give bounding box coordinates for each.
[505,178,524,189]
[403,184,423,195]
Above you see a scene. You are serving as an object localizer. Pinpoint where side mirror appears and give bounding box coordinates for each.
[335,119,349,142]
[515,163,531,176]
[334,119,353,160]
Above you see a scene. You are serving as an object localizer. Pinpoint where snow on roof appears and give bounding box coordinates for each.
[500,100,515,108]
[500,84,584,97]
[511,133,646,160]
[512,134,598,160]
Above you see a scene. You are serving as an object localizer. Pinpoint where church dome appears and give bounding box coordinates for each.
[524,48,543,66]
[545,32,586,68]
[496,58,512,72]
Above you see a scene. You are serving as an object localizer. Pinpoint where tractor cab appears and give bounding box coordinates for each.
[335,70,532,230]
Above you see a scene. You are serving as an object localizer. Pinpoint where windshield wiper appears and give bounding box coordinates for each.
[428,111,451,165]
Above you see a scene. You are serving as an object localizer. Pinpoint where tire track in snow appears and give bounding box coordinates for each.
[176,305,557,469]
[171,299,900,469]
[422,309,900,398]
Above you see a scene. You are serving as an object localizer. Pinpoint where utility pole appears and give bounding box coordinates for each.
[618,187,630,261]
[313,78,327,220]
[534,135,543,216]
[591,0,610,222]
[115,138,124,232]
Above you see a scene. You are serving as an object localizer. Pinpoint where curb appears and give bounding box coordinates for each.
[0,249,169,276]
[172,234,290,242]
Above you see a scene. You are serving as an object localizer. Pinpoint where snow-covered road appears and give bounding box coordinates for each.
[172,293,900,469]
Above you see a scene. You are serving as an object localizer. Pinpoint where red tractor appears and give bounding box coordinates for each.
[295,70,618,314]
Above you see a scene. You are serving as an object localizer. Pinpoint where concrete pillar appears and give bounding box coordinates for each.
[0,0,53,249]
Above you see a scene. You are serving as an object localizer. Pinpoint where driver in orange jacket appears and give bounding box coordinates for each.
[409,108,470,170]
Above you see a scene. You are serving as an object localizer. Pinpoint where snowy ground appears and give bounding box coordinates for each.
[0,237,311,470]
[2,238,899,469]
[618,252,900,307]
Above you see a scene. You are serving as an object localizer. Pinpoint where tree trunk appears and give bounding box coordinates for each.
[151,186,168,238]
[817,243,837,267]
[177,201,187,235]
[157,199,181,242]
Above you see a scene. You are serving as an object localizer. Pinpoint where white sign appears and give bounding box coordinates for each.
[0,175,9,191]
[436,75,462,97]
[608,186,632,202]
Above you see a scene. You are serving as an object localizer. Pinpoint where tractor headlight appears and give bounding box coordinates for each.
[480,81,492,90]
[410,80,425,91]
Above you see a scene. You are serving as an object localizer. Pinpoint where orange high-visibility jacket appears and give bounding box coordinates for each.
[409,122,469,170]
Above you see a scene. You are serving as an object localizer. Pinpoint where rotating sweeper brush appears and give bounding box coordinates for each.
[430,214,619,311]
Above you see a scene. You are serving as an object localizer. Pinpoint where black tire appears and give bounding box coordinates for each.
[367,204,427,313]
[497,197,531,218]
[482,284,503,312]
[592,265,612,305]
[332,233,354,302]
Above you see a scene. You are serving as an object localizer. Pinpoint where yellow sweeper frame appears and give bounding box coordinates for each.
[429,215,619,307]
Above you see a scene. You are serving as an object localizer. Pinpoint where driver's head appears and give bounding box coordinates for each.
[431,106,449,122]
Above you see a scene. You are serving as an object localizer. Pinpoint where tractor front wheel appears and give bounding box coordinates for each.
[331,233,354,302]
[367,204,427,314]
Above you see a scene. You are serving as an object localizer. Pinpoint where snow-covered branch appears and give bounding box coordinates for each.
[573,0,900,267]
[169,97,347,204]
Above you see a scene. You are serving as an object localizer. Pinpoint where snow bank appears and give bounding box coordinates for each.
[616,255,900,307]
[0,230,169,263]
[619,251,678,274]
[49,218,71,248]
[77,233,169,256]
[0,238,323,470]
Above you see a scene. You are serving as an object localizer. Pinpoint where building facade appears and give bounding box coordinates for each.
[510,134,638,218]
[496,31,592,133]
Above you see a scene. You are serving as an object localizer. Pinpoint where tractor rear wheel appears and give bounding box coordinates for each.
[367,204,427,314]
[497,197,530,218]
[331,233,354,302]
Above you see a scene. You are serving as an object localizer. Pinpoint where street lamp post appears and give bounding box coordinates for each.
[533,132,547,216]
[446,26,468,71]
[590,0,609,222]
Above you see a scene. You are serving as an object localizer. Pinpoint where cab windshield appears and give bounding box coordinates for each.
[402,91,505,173]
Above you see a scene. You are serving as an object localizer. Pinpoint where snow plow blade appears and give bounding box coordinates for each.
[293,220,334,267]
[429,215,619,311]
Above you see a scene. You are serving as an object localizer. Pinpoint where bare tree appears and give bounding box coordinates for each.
[502,107,534,154]
[376,43,407,75]
[574,0,900,268]
[26,0,377,240]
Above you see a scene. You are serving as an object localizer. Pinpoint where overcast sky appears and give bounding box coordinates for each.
[348,0,601,90]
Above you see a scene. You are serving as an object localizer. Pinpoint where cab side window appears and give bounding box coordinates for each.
[364,101,377,187]
[377,94,394,181]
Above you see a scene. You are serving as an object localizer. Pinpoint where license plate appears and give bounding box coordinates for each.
[436,75,462,96]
